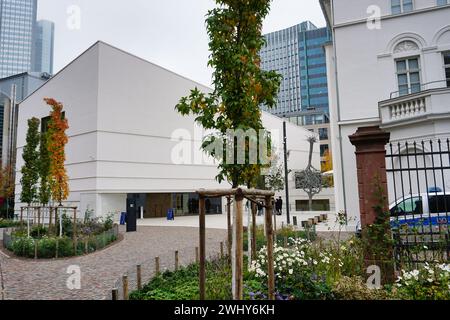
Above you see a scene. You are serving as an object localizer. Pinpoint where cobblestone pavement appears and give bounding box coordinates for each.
[0,226,227,300]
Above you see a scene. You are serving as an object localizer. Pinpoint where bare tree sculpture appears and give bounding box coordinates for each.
[295,136,323,211]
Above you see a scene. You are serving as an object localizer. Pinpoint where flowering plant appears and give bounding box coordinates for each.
[248,238,333,299]
[395,263,450,300]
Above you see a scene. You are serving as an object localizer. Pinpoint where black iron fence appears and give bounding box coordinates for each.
[386,139,450,269]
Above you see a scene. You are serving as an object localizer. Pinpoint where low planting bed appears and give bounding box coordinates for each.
[130,227,450,301]
[2,214,119,259]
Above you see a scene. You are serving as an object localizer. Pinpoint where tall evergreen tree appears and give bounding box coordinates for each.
[20,118,40,205]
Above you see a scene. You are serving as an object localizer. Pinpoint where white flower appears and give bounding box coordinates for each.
[289,269,293,275]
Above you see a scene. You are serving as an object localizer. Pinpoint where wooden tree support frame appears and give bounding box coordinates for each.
[196,188,275,301]
[20,206,78,241]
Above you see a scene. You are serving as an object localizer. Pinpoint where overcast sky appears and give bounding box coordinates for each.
[37,0,325,86]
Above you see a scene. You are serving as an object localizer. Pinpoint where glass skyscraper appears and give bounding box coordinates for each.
[32,19,54,75]
[0,0,38,79]
[260,21,331,125]
[260,21,332,169]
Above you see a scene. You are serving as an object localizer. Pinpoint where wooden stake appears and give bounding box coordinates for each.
[195,247,199,263]
[233,189,244,300]
[220,242,224,259]
[227,196,232,259]
[251,202,257,261]
[273,206,277,243]
[137,265,142,290]
[265,195,275,300]
[49,207,53,231]
[122,275,129,300]
[175,251,179,271]
[84,238,89,254]
[199,195,206,300]
[55,238,59,259]
[20,207,23,224]
[37,207,41,230]
[73,208,77,242]
[34,240,38,259]
[284,236,288,248]
[155,257,160,275]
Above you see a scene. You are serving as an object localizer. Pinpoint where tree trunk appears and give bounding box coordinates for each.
[308,194,313,212]
[308,140,314,168]
[27,206,30,238]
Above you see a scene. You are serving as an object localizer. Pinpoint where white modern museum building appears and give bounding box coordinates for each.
[14,41,322,219]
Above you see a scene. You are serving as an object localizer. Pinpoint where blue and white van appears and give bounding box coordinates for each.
[389,191,450,229]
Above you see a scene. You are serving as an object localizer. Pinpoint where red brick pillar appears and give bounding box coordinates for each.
[349,126,390,228]
[349,126,395,284]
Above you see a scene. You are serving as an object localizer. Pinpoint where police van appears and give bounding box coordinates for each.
[389,189,450,229]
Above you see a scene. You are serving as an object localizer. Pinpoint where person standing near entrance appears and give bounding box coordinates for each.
[276,197,283,216]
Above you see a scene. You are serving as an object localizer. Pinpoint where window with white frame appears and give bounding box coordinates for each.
[444,52,450,88]
[396,57,421,96]
[391,0,413,14]
[437,0,449,6]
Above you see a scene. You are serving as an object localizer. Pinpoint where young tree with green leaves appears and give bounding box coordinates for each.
[38,131,51,206]
[20,117,40,237]
[175,0,281,188]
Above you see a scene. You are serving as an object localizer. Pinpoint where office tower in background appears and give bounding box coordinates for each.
[0,0,38,78]
[260,21,332,167]
[32,19,54,75]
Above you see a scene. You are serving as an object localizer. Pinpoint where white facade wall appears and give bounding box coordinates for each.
[321,0,450,227]
[15,41,320,218]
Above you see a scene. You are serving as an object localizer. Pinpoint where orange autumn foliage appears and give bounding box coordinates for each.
[44,98,69,204]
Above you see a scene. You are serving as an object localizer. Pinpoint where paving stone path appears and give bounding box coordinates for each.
[0,226,227,300]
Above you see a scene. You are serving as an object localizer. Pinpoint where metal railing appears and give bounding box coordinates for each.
[389,80,449,99]
[386,139,450,270]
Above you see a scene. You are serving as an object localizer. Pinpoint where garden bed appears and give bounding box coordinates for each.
[129,230,450,300]
[2,215,120,259]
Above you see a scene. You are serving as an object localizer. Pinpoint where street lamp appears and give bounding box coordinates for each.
[283,118,291,225]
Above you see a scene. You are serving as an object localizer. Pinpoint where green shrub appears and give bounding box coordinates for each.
[331,276,392,300]
[0,219,20,228]
[130,259,232,301]
[11,237,35,258]
[30,225,48,238]
[243,225,314,252]
[37,236,58,259]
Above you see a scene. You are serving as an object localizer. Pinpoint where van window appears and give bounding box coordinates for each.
[428,195,450,214]
[391,197,423,217]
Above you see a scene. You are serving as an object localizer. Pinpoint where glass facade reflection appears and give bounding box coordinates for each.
[0,0,38,78]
